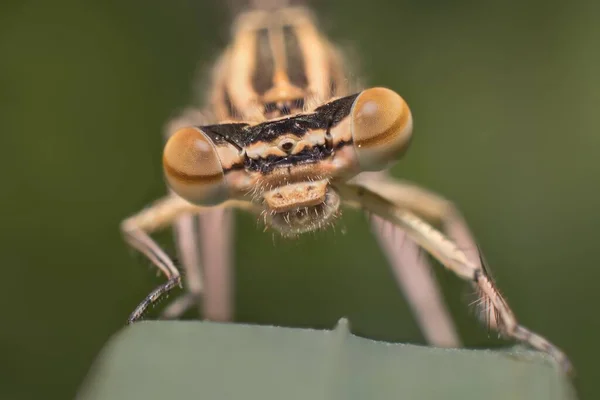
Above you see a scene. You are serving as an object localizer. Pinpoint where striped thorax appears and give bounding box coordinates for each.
[210,7,349,121]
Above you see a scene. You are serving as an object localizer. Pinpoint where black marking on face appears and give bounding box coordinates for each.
[202,92,358,148]
[280,141,294,152]
[313,92,358,126]
[252,28,275,95]
[249,114,322,143]
[245,144,332,174]
[283,25,308,89]
[248,92,358,144]
[201,123,249,150]
[241,139,351,174]
[200,92,360,175]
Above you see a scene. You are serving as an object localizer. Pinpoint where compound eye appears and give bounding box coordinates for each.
[351,87,413,171]
[163,127,228,205]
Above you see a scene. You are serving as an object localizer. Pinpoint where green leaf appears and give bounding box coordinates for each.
[77,319,576,400]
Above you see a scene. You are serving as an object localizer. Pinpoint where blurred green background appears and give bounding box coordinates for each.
[1,0,598,398]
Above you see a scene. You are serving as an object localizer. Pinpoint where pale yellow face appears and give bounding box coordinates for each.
[162,87,413,236]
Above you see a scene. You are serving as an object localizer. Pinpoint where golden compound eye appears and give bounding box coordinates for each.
[163,127,228,205]
[350,87,413,171]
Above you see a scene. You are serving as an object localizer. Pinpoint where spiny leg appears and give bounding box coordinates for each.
[122,196,203,323]
[350,173,482,259]
[371,215,461,348]
[337,181,573,374]
[352,173,503,330]
[160,212,203,319]
[121,195,254,323]
[161,208,236,322]
[355,172,461,347]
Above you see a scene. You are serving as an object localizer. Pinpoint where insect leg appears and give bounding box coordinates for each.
[159,211,203,319]
[121,195,254,324]
[161,209,235,322]
[121,196,201,323]
[351,173,497,328]
[197,208,235,321]
[371,214,461,347]
[353,172,461,347]
[337,181,573,374]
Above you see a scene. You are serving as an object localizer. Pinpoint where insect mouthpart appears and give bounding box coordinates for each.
[263,179,341,236]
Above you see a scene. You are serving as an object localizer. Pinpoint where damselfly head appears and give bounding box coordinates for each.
[162,88,412,235]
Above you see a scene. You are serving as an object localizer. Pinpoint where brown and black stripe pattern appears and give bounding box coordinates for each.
[211,7,349,122]
[201,92,358,174]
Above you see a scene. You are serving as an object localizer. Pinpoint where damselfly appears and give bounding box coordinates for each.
[121,0,572,374]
